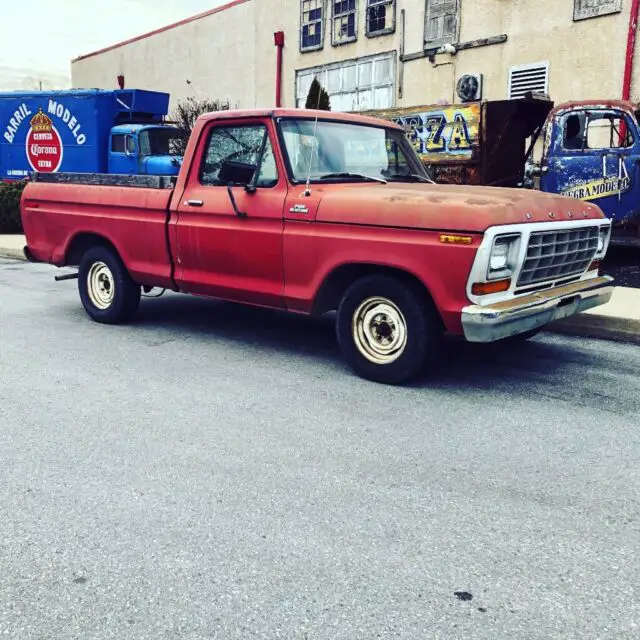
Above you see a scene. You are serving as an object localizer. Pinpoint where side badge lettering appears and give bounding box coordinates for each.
[290,204,309,214]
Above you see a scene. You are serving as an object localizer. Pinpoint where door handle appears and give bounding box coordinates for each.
[185,199,203,207]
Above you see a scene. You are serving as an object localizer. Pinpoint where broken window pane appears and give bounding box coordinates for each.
[366,0,395,36]
[332,0,358,44]
[586,115,633,149]
[301,0,324,51]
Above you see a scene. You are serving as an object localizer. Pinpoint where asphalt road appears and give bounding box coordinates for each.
[1,258,639,640]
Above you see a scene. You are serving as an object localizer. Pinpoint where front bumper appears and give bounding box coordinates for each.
[461,276,614,343]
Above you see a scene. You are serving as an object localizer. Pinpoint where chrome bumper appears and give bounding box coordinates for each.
[461,276,615,343]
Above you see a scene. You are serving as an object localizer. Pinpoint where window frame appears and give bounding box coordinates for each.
[573,0,622,21]
[295,51,397,112]
[585,112,635,151]
[366,0,396,37]
[424,0,460,49]
[332,0,358,46]
[300,0,325,53]
[197,122,279,189]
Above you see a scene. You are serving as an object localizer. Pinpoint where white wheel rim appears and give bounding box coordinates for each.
[87,261,115,310]
[352,296,408,365]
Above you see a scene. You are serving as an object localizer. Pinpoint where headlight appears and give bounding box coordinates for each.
[596,226,609,255]
[487,234,520,281]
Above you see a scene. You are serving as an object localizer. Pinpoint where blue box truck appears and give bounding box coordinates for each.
[0,89,181,180]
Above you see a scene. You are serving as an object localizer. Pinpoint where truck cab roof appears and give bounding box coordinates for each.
[110,123,177,135]
[196,108,405,131]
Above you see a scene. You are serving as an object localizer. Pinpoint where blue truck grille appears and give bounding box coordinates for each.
[517,226,600,287]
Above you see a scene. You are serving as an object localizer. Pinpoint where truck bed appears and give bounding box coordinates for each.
[29,171,176,189]
[21,172,176,289]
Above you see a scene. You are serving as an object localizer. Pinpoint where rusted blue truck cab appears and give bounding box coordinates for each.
[540,100,640,245]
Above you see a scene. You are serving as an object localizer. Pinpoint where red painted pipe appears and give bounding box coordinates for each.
[274,31,285,108]
[622,0,640,100]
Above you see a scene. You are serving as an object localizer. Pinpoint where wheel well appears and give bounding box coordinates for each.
[313,263,443,328]
[64,233,119,266]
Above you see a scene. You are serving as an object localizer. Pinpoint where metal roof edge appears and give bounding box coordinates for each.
[71,0,252,64]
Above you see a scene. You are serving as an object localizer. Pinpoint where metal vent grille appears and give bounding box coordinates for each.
[508,62,549,99]
[517,227,599,286]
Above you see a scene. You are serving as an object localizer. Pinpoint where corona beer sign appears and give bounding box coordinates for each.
[25,108,63,173]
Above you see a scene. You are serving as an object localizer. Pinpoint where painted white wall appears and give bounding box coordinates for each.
[71,0,638,113]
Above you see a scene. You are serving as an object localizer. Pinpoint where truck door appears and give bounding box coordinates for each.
[172,118,286,308]
[108,132,139,175]
[541,108,640,223]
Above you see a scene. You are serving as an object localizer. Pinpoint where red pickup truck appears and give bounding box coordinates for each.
[21,108,614,384]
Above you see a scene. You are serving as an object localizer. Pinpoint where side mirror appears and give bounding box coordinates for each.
[124,135,136,157]
[218,159,256,186]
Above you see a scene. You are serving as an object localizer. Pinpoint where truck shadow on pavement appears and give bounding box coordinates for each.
[134,293,637,413]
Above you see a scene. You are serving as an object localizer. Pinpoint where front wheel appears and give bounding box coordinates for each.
[336,275,442,385]
[78,246,141,324]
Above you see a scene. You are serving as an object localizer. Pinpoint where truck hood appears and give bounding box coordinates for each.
[314,183,605,232]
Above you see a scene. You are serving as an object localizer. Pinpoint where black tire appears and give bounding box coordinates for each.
[78,246,141,324]
[336,275,442,385]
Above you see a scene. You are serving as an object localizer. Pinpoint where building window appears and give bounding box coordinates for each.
[366,0,396,37]
[301,0,324,52]
[573,0,622,21]
[424,0,459,47]
[332,0,357,46]
[296,52,396,112]
[508,62,549,100]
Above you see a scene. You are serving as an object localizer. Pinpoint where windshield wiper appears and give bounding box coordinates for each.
[389,173,436,184]
[317,172,387,184]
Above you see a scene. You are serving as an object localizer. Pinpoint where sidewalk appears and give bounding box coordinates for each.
[1,234,639,345]
[547,286,640,345]
[0,234,26,261]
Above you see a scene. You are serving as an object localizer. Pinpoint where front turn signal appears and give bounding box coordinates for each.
[588,260,601,273]
[471,279,511,296]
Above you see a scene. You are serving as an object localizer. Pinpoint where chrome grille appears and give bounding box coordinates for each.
[517,226,599,287]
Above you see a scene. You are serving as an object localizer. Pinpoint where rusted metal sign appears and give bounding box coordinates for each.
[362,103,481,164]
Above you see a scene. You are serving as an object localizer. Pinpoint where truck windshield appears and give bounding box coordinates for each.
[139,128,182,156]
[278,118,433,184]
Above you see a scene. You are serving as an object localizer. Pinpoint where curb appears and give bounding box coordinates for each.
[0,247,26,261]
[546,314,640,346]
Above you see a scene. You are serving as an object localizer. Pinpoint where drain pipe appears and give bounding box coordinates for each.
[622,0,640,100]
[274,31,285,107]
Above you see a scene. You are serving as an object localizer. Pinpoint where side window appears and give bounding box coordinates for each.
[563,113,586,151]
[111,134,125,153]
[586,114,634,150]
[199,125,278,187]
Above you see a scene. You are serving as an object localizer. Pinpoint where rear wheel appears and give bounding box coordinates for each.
[78,246,141,324]
[336,275,442,385]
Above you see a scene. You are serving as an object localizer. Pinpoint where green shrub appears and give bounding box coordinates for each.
[0,180,27,234]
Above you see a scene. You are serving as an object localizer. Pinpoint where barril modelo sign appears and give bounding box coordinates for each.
[3,100,87,174]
